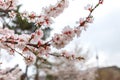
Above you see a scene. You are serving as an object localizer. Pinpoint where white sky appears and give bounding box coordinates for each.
[1,0,120,70]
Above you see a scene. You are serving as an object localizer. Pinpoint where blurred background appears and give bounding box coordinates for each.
[0,0,120,80]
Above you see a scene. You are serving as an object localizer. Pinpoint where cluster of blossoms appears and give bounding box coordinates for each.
[0,0,103,66]
[0,27,50,65]
[51,26,81,49]
[0,65,23,80]
[76,16,94,30]
[8,0,69,27]
[0,0,17,10]
[20,11,53,27]
[43,0,69,18]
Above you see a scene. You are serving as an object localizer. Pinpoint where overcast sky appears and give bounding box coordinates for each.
[1,0,120,69]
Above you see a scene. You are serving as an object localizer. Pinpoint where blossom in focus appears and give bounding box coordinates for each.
[27,11,36,22]
[25,53,36,65]
[51,34,66,49]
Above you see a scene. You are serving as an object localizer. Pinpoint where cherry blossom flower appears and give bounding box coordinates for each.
[76,18,88,30]
[86,16,94,23]
[16,34,30,50]
[99,0,103,4]
[0,0,5,9]
[25,53,36,65]
[35,15,53,27]
[74,27,81,37]
[37,45,51,57]
[20,10,28,20]
[8,10,17,18]
[84,4,93,12]
[27,11,36,23]
[62,26,75,39]
[51,34,66,49]
[30,28,43,44]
